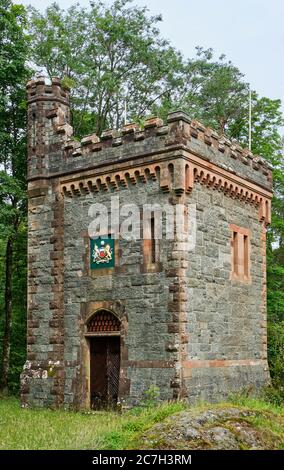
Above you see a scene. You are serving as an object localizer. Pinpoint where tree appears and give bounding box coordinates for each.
[0,0,29,394]
[151,47,250,136]
[232,95,284,329]
[28,0,183,137]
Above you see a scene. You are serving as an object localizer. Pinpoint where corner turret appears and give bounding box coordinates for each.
[27,76,72,179]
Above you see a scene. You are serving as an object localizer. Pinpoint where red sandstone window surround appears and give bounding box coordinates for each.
[230,224,251,282]
[142,211,161,272]
[143,212,157,263]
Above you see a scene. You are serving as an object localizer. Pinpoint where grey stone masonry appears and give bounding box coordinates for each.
[21,77,272,409]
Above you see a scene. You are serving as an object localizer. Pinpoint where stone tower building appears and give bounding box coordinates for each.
[21,77,272,409]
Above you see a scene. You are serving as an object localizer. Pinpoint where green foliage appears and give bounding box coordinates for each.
[230,382,284,408]
[262,385,284,407]
[0,224,27,394]
[228,393,284,415]
[0,0,29,393]
[268,322,284,386]
[152,47,249,135]
[141,385,160,407]
[6,224,27,394]
[0,172,26,235]
[267,263,284,323]
[28,0,183,137]
[185,48,249,135]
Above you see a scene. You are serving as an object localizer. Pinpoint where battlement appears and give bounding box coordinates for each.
[26,77,272,178]
[63,111,272,182]
[26,76,273,201]
[26,76,70,104]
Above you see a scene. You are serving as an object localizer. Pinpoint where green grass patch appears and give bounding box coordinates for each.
[228,394,284,416]
[1,396,284,450]
[0,397,185,450]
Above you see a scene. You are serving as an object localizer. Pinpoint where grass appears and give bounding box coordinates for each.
[228,394,284,416]
[0,397,185,450]
[226,395,284,449]
[1,396,284,450]
[137,397,284,450]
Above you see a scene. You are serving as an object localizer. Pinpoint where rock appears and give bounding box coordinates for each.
[139,406,284,450]
[183,427,202,440]
[203,426,239,450]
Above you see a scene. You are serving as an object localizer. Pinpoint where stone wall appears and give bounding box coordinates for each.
[21,77,272,409]
[63,179,179,407]
[182,184,269,402]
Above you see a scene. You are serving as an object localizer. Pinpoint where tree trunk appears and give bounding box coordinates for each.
[0,235,14,394]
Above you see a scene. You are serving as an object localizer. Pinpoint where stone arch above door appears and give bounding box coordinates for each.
[86,309,121,334]
[81,300,127,326]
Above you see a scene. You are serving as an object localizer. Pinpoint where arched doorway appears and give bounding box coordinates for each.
[86,310,121,409]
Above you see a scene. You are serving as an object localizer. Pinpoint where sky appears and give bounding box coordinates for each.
[17,0,284,106]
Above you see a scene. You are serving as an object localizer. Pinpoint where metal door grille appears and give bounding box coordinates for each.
[90,335,120,409]
[87,311,120,333]
[107,340,120,405]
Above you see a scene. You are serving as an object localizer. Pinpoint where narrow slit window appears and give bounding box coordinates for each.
[233,231,238,276]
[244,234,249,278]
[142,210,160,271]
[151,213,156,263]
[230,225,251,282]
[32,112,36,149]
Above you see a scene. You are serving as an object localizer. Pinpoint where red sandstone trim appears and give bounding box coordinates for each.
[126,360,175,368]
[57,153,272,224]
[183,359,268,369]
[28,96,69,106]
[48,180,65,405]
[229,224,252,283]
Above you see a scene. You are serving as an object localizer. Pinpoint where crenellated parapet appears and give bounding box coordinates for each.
[54,110,272,187]
[26,76,71,106]
[27,77,273,224]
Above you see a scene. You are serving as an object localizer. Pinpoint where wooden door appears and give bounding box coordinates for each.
[90,336,120,409]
